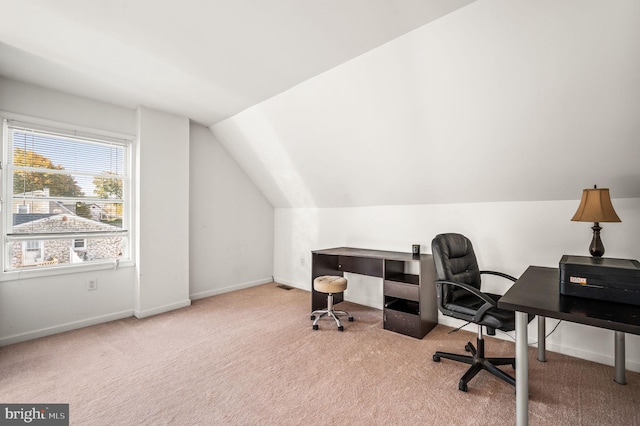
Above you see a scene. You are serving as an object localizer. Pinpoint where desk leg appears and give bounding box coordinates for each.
[614,331,626,385]
[537,316,546,362]
[516,311,529,426]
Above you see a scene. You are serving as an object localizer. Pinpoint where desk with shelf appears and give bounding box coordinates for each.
[311,247,437,338]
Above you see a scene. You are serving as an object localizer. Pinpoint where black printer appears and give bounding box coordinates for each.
[559,255,640,306]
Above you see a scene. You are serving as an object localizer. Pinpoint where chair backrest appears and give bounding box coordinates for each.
[431,233,481,304]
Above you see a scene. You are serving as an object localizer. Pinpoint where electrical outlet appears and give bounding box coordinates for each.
[88,279,98,291]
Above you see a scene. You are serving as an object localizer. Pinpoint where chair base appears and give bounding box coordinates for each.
[433,335,516,392]
[310,293,354,331]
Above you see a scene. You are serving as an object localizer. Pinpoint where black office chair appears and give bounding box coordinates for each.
[431,233,533,392]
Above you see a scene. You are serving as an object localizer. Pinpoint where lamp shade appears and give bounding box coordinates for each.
[571,188,621,223]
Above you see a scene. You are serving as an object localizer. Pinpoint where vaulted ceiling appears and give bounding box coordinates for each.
[210,0,640,207]
[0,0,475,126]
[2,1,639,209]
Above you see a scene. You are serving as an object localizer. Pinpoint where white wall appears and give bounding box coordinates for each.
[274,198,640,371]
[189,123,274,298]
[0,77,136,135]
[135,106,191,317]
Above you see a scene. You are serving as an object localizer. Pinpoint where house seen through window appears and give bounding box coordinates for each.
[2,118,131,273]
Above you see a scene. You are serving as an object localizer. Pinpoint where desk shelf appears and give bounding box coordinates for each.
[383,258,436,338]
[384,298,419,314]
[385,272,420,286]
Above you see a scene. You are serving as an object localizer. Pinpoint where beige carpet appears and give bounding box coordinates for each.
[0,282,638,425]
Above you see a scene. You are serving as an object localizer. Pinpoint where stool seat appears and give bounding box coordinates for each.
[314,275,347,294]
[311,275,353,331]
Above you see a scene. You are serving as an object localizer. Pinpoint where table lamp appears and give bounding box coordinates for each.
[571,185,621,257]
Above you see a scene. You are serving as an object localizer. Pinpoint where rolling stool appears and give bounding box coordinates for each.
[310,275,354,331]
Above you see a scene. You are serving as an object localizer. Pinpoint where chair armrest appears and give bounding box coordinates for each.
[480,270,517,283]
[434,280,498,306]
[434,279,499,324]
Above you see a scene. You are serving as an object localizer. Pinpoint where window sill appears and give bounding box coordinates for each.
[0,259,135,281]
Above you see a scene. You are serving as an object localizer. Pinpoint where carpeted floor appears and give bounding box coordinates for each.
[0,282,638,425]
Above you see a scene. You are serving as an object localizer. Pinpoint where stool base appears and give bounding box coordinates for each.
[310,293,353,331]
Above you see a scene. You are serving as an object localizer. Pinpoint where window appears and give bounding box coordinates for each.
[22,240,43,265]
[2,117,132,274]
[73,238,87,251]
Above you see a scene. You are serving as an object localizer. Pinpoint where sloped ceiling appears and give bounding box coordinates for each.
[212,0,640,208]
[0,0,476,126]
[2,1,639,210]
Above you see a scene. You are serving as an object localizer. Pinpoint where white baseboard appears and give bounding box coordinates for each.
[272,277,305,290]
[542,340,640,372]
[1,278,270,346]
[134,299,192,319]
[0,309,134,347]
[190,277,273,300]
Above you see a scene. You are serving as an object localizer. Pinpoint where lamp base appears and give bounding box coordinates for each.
[589,222,604,257]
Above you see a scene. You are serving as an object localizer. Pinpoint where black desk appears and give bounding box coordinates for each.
[498,266,640,426]
[311,247,437,338]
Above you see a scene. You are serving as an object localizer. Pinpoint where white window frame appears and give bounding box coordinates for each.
[1,113,135,279]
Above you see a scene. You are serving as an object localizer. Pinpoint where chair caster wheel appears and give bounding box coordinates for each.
[310,315,316,320]
[338,326,344,332]
[464,344,472,352]
[433,355,441,362]
[312,324,318,330]
[348,317,354,322]
[458,381,468,392]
